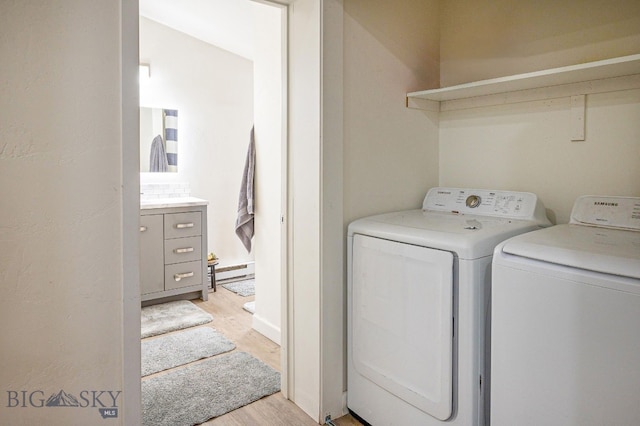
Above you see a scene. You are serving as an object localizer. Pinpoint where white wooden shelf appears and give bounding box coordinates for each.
[407,54,640,112]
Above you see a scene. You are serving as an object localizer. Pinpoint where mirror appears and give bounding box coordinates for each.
[140,107,178,172]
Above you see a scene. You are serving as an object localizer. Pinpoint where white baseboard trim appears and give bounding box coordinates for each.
[215,261,255,282]
[252,313,281,345]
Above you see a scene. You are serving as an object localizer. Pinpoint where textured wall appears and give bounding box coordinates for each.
[0,1,126,424]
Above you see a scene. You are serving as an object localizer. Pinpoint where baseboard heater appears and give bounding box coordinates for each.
[214,262,255,283]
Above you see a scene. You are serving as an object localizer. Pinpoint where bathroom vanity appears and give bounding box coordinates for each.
[140,197,209,302]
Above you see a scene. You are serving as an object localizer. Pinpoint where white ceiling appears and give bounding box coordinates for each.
[139,0,254,60]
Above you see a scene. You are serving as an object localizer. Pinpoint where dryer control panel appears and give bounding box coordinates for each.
[423,187,549,224]
[570,195,640,230]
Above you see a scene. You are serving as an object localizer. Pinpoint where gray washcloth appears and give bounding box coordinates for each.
[149,134,168,172]
[235,127,256,252]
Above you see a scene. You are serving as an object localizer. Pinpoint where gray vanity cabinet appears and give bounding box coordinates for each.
[140,203,208,302]
[140,214,164,295]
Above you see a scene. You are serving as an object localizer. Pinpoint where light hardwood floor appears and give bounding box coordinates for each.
[183,284,363,426]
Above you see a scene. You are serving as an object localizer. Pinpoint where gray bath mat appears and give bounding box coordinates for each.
[141,300,213,338]
[142,351,281,426]
[141,327,235,376]
[221,278,255,296]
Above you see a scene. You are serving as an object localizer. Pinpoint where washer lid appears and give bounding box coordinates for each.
[501,224,640,279]
[349,209,546,259]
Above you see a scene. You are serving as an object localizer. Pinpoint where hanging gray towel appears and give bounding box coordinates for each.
[235,126,256,252]
[149,134,168,172]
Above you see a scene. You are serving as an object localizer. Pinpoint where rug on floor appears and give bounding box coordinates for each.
[243,301,255,314]
[142,327,235,377]
[141,300,213,338]
[142,351,281,426]
[221,278,255,297]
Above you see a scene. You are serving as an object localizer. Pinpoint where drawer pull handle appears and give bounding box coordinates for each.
[176,222,195,229]
[174,247,194,254]
[140,226,147,232]
[174,272,194,282]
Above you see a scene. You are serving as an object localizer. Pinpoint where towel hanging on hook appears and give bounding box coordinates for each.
[149,134,168,172]
[235,126,256,252]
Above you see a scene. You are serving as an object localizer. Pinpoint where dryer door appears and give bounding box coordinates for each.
[352,234,454,420]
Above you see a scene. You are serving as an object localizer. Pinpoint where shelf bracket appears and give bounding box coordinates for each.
[570,94,586,141]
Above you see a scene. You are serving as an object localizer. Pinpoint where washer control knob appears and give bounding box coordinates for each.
[466,195,481,208]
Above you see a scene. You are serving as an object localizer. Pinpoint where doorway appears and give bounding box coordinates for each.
[138,0,288,405]
[127,0,342,423]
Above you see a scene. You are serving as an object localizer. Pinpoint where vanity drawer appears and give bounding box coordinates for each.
[165,260,202,290]
[164,211,202,239]
[164,236,202,264]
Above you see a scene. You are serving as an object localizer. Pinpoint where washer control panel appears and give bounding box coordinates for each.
[423,187,546,221]
[570,195,640,230]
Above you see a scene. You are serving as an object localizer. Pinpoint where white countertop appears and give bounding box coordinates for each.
[140,196,209,210]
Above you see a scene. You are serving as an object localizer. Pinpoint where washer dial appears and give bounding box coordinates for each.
[466,195,481,208]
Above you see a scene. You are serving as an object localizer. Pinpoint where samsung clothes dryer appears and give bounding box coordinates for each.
[491,195,640,426]
[347,187,550,426]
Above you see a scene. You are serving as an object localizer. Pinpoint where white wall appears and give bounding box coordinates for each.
[252,2,284,345]
[139,17,255,268]
[343,0,441,224]
[439,0,640,222]
[439,91,640,224]
[440,0,640,87]
[0,1,135,424]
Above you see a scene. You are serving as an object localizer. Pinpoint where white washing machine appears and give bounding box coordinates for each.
[347,187,550,426]
[491,195,640,426]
